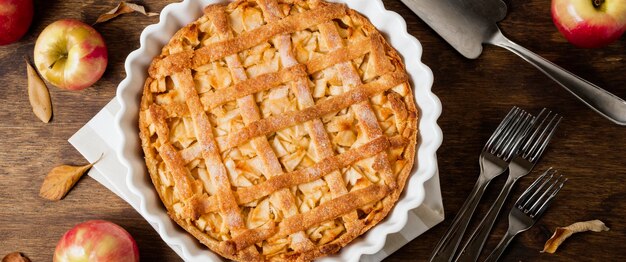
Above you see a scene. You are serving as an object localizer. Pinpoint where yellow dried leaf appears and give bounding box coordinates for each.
[94,1,158,25]
[26,59,52,123]
[542,219,609,254]
[39,156,102,201]
[2,252,31,262]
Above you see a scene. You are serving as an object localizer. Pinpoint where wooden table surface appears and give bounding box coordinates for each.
[1,0,625,261]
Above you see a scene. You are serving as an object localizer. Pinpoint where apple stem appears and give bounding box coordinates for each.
[593,0,604,8]
[48,55,67,69]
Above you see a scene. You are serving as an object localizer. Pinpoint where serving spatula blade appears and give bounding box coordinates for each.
[400,0,507,59]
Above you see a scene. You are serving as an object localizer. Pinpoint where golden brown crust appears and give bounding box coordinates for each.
[138,0,419,261]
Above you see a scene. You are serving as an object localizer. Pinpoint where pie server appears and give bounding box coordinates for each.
[400,0,626,126]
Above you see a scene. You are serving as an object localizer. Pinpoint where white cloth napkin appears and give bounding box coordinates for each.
[69,99,445,261]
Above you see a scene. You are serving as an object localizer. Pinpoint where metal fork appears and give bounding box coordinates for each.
[429,107,534,262]
[484,169,567,262]
[455,109,562,262]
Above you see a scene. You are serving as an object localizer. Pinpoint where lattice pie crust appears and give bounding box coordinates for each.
[139,0,418,260]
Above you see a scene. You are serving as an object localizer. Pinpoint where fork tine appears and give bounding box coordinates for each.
[500,113,534,160]
[521,173,555,210]
[524,111,554,158]
[532,177,567,218]
[526,174,563,214]
[484,107,518,151]
[514,170,547,207]
[485,107,521,152]
[514,170,545,206]
[516,168,557,208]
[491,109,533,159]
[519,109,562,161]
[528,114,562,161]
[520,109,548,153]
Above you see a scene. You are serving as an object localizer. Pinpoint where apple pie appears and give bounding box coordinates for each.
[139,0,418,260]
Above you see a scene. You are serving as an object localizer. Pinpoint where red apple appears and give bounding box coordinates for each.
[0,0,34,45]
[552,0,626,48]
[54,220,139,262]
[34,19,108,91]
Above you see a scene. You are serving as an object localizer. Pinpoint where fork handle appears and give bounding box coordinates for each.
[484,230,517,262]
[455,176,517,262]
[488,31,626,125]
[429,176,490,262]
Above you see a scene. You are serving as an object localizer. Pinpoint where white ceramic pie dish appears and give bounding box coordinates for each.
[113,0,442,261]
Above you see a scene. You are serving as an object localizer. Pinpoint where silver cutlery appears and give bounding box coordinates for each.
[399,0,626,125]
[455,109,562,262]
[484,168,567,262]
[429,107,534,262]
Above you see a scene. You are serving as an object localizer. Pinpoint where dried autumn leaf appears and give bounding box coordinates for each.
[26,58,52,123]
[39,156,102,201]
[94,1,159,25]
[2,252,31,262]
[542,219,609,254]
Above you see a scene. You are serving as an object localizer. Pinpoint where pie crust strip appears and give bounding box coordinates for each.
[227,183,390,251]
[196,135,406,214]
[317,21,396,189]
[149,3,348,78]
[257,0,361,236]
[225,70,408,149]
[198,35,384,110]
[207,4,316,252]
[305,36,385,74]
[172,70,251,235]
[148,104,204,220]
[199,64,307,109]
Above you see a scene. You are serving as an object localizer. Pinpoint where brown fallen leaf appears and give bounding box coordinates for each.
[26,58,52,123]
[95,1,159,25]
[39,155,103,201]
[2,252,31,262]
[542,219,609,254]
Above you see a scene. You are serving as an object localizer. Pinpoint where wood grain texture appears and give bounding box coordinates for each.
[0,0,624,261]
